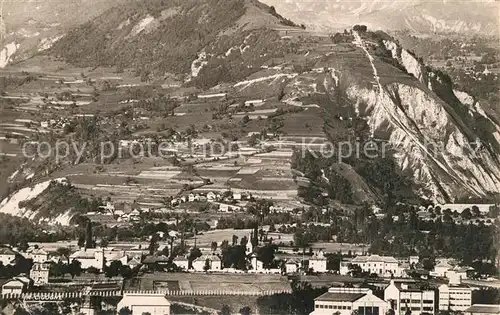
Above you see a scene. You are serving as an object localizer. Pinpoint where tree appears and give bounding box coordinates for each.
[211,241,218,252]
[269,223,276,233]
[240,306,251,315]
[87,266,100,275]
[471,206,481,218]
[221,305,232,315]
[85,221,94,249]
[105,260,123,278]
[18,240,29,252]
[257,244,277,269]
[50,261,68,278]
[203,258,210,272]
[119,307,132,315]
[69,260,82,279]
[353,25,367,33]
[188,247,202,268]
[56,247,71,264]
[461,208,472,220]
[148,234,159,255]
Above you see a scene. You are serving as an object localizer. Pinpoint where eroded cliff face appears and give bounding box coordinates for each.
[384,40,428,86]
[345,80,500,202]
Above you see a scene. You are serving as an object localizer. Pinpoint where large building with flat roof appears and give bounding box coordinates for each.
[311,287,389,315]
[465,304,500,315]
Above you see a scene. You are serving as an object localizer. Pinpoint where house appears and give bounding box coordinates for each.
[192,254,221,272]
[433,259,453,277]
[409,256,419,266]
[127,257,142,269]
[285,259,300,274]
[99,202,115,213]
[384,280,436,315]
[311,287,389,315]
[309,251,327,273]
[173,256,189,271]
[447,267,471,284]
[218,203,241,212]
[0,247,17,266]
[117,292,171,315]
[30,262,50,285]
[245,99,264,106]
[105,251,128,267]
[207,192,216,201]
[439,284,472,312]
[233,193,242,201]
[251,253,264,271]
[340,255,401,277]
[28,248,49,263]
[1,276,32,295]
[69,248,105,270]
[465,304,500,315]
[188,193,195,202]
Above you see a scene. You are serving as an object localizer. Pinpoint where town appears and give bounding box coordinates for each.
[0,0,499,314]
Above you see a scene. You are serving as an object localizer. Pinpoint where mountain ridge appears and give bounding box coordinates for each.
[259,0,500,35]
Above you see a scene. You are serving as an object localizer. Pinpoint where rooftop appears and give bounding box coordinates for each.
[464,304,500,314]
[352,255,398,264]
[0,247,16,256]
[315,292,365,302]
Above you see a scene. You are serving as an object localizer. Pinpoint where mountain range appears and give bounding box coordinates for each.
[259,0,500,35]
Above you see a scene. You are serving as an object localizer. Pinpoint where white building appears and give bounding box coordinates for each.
[439,284,472,312]
[285,259,300,274]
[340,255,401,277]
[1,276,31,295]
[245,99,264,106]
[384,280,436,315]
[447,268,471,284]
[117,293,170,315]
[192,254,221,272]
[69,248,105,270]
[207,192,216,201]
[309,251,327,273]
[28,248,49,264]
[173,256,189,271]
[311,287,389,315]
[0,247,17,266]
[30,262,50,285]
[433,260,453,277]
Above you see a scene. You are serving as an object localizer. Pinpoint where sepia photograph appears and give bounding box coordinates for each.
[0,0,498,314]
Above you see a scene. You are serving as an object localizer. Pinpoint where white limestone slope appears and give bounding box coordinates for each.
[0,178,73,225]
[351,32,500,202]
[0,42,19,68]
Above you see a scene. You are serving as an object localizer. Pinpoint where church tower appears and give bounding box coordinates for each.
[246,232,253,255]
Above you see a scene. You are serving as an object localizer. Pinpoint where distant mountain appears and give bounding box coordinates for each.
[50,0,301,85]
[259,0,499,35]
[0,0,127,67]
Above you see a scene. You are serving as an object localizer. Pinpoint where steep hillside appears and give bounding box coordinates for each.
[259,0,499,35]
[50,0,301,82]
[0,0,127,67]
